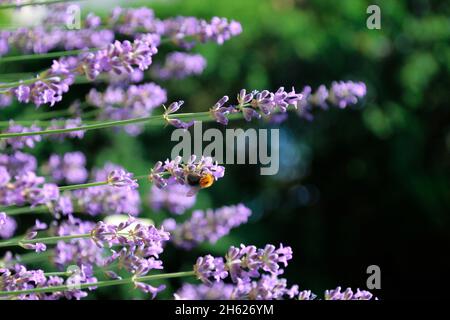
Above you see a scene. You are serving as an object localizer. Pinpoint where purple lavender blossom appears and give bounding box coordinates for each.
[0,166,10,186]
[91,217,170,279]
[148,177,196,215]
[163,101,194,129]
[210,96,232,125]
[162,16,242,48]
[0,4,113,57]
[237,274,299,300]
[0,212,16,239]
[0,151,37,176]
[7,36,158,107]
[174,282,235,300]
[107,169,138,189]
[194,243,293,285]
[72,163,141,216]
[0,264,96,300]
[47,118,85,140]
[0,6,242,59]
[53,217,104,270]
[206,83,366,125]
[328,81,367,109]
[51,195,74,217]
[0,171,59,207]
[152,52,207,80]
[2,121,42,149]
[294,81,367,121]
[0,93,12,108]
[87,83,167,136]
[109,7,164,36]
[324,287,375,300]
[168,204,252,249]
[298,290,316,300]
[47,152,88,184]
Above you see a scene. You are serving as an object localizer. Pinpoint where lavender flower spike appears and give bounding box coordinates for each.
[153,52,207,80]
[169,204,252,249]
[149,176,196,215]
[163,101,194,129]
[47,152,88,184]
[107,169,139,189]
[0,212,16,239]
[194,243,293,285]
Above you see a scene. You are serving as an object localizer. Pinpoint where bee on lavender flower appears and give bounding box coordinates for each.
[185,172,215,197]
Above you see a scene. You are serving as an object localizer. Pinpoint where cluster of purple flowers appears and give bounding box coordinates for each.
[152,52,207,80]
[208,81,367,125]
[46,152,88,184]
[4,35,158,107]
[194,244,292,283]
[91,217,170,297]
[164,204,252,249]
[295,81,367,121]
[175,283,375,300]
[175,282,236,300]
[149,177,197,215]
[193,244,297,299]
[53,217,104,270]
[47,118,85,141]
[0,5,243,109]
[87,82,167,135]
[0,5,113,57]
[162,16,243,48]
[2,118,85,149]
[0,151,37,176]
[2,121,42,149]
[149,155,225,190]
[0,171,59,207]
[71,163,141,216]
[322,287,374,300]
[0,212,16,239]
[209,87,303,125]
[0,264,96,300]
[0,5,242,63]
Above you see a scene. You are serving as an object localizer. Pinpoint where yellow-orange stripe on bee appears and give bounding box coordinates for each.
[199,174,214,189]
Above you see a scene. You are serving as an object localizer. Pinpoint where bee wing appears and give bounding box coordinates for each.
[186,187,199,197]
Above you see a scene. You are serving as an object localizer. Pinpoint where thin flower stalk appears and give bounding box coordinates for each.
[0,271,195,297]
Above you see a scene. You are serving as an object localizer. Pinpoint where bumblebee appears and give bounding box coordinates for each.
[186,172,215,189]
[185,172,215,196]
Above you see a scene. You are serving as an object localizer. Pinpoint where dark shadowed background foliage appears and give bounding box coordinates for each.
[1,0,449,299]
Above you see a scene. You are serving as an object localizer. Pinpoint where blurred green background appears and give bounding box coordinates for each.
[1,0,449,299]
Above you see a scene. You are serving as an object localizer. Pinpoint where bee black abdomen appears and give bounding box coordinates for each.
[186,173,201,186]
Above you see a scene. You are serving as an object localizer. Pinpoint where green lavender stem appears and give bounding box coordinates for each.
[0,234,91,248]
[0,0,85,10]
[58,174,149,191]
[0,36,177,65]
[2,175,149,215]
[0,271,196,296]
[12,251,53,264]
[58,181,108,191]
[0,47,97,64]
[2,205,48,216]
[0,112,244,139]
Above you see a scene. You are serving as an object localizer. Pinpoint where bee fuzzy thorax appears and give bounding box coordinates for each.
[199,173,214,189]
